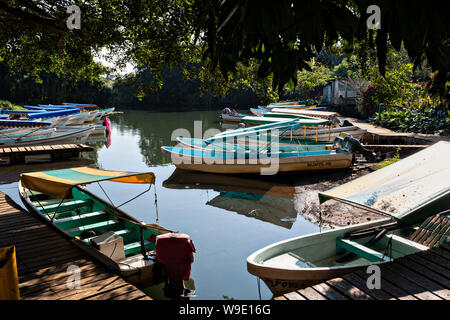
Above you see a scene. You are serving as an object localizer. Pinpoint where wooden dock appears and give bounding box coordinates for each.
[0,144,94,165]
[0,191,150,300]
[275,244,450,300]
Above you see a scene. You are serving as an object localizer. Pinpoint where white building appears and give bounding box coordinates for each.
[322,79,357,105]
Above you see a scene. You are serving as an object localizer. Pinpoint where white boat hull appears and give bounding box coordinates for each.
[221,113,244,123]
[246,217,429,296]
[0,127,94,147]
[66,112,96,125]
[162,149,353,174]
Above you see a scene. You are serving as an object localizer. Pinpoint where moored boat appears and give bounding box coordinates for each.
[220,108,246,123]
[63,102,98,109]
[95,107,115,119]
[270,108,340,123]
[0,126,94,147]
[0,119,52,129]
[161,145,353,174]
[0,127,56,138]
[240,115,330,127]
[176,137,332,153]
[18,167,196,291]
[66,110,99,125]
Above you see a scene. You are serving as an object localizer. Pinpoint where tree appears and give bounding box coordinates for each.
[0,0,195,84]
[194,0,449,101]
[1,1,448,105]
[295,58,331,99]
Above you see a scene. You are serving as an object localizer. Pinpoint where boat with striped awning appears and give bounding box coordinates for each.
[18,167,196,290]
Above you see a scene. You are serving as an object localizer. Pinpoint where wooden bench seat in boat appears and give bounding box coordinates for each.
[66,219,121,236]
[336,238,392,262]
[37,199,91,214]
[53,211,109,229]
[336,213,450,263]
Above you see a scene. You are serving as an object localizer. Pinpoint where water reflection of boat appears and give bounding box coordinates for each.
[163,169,295,198]
[163,170,298,228]
[208,191,297,229]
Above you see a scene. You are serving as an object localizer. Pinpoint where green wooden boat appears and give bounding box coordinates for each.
[18,167,193,289]
[247,212,450,296]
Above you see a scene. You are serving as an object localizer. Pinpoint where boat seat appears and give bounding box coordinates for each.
[408,213,450,247]
[38,199,91,214]
[336,238,392,263]
[66,219,121,237]
[53,211,109,229]
[124,240,152,256]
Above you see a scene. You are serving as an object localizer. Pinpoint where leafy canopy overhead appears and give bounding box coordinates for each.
[0,0,195,82]
[194,0,449,98]
[0,0,448,99]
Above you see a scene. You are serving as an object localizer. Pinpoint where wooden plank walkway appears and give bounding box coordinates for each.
[0,144,94,165]
[0,191,150,300]
[275,244,450,300]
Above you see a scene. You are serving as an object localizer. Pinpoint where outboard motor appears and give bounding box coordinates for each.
[334,136,380,162]
[155,233,196,299]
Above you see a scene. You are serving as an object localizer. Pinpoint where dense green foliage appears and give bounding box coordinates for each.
[0,0,195,86]
[371,106,450,134]
[0,62,262,110]
[0,1,448,104]
[196,0,449,99]
[0,99,25,110]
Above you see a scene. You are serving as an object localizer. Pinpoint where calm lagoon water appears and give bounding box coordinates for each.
[0,109,321,300]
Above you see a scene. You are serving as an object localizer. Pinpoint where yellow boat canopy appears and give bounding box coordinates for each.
[20,167,155,199]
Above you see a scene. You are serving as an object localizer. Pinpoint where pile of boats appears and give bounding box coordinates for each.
[220,101,366,142]
[0,103,115,147]
[163,102,378,174]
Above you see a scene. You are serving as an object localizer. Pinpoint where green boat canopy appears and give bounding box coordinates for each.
[318,141,450,225]
[20,167,155,199]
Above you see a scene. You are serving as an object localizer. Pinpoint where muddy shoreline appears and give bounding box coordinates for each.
[291,162,382,229]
